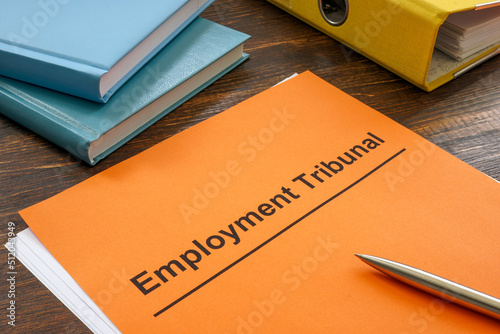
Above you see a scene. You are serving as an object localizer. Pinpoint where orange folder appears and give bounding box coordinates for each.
[20,71,500,333]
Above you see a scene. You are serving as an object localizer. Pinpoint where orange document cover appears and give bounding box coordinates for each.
[20,71,500,333]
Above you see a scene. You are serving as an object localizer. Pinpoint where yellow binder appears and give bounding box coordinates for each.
[267,0,500,91]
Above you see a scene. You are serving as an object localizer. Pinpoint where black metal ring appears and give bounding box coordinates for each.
[319,0,349,26]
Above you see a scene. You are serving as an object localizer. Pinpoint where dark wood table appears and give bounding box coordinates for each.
[1,1,499,333]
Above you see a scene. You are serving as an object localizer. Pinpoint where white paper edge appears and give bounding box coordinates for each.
[6,228,120,334]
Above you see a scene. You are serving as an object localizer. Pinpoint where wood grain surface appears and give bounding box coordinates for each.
[0,1,499,333]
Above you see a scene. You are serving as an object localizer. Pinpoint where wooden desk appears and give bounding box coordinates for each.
[1,1,498,333]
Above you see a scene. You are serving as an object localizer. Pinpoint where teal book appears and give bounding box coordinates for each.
[0,0,214,102]
[0,18,250,165]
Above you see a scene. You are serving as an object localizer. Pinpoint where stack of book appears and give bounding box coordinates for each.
[0,0,250,165]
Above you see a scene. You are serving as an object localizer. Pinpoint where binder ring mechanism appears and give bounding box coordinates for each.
[319,0,349,26]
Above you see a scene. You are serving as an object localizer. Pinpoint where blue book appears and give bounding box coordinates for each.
[0,18,250,165]
[0,0,214,102]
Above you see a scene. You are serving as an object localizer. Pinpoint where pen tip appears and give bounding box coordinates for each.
[354,253,363,258]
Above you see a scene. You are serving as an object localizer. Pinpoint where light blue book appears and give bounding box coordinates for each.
[0,0,214,102]
[0,18,250,165]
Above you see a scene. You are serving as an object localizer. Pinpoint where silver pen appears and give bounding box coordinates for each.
[355,254,500,321]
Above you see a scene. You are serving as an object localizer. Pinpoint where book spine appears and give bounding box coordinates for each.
[267,0,442,89]
[0,80,95,164]
[0,43,105,102]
